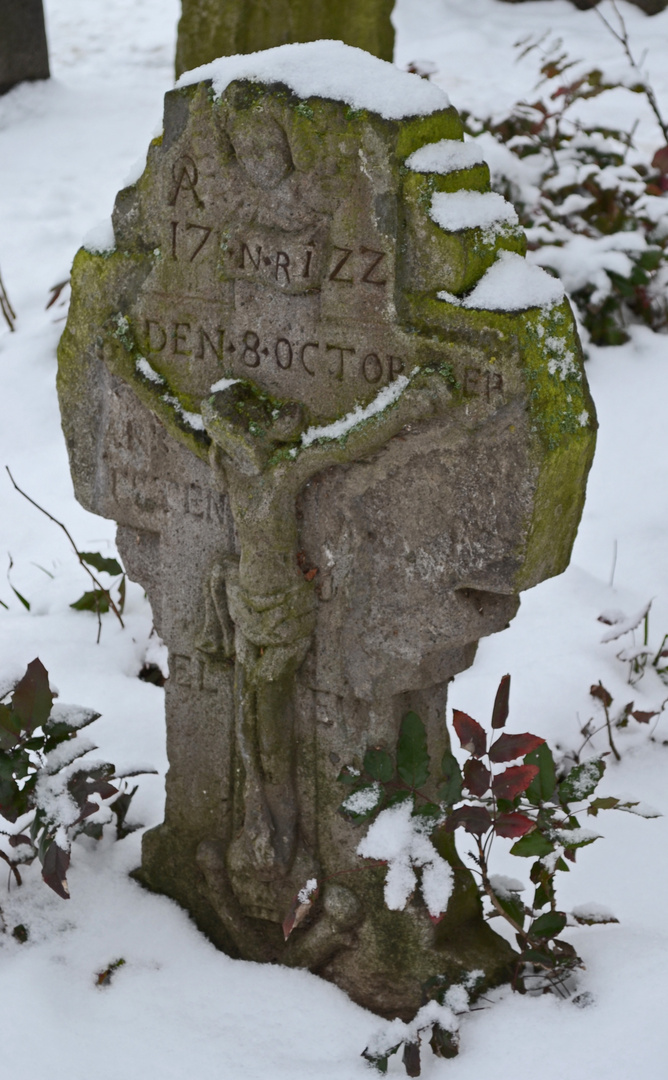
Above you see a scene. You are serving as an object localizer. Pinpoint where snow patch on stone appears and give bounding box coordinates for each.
[301,373,412,448]
[177,40,449,119]
[136,357,165,385]
[406,138,485,175]
[430,190,518,235]
[210,377,239,394]
[83,219,115,254]
[439,250,565,312]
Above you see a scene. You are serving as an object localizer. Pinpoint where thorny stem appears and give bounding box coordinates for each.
[5,467,125,642]
[651,633,668,669]
[600,696,622,762]
[475,836,528,942]
[595,0,668,144]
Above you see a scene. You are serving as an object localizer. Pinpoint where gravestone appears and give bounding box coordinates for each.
[0,0,49,96]
[175,0,394,77]
[58,42,596,1019]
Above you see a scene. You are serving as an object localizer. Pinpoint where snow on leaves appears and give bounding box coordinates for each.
[0,658,154,899]
[357,801,453,920]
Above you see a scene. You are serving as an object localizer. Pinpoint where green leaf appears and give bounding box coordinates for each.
[439,751,462,806]
[362,1045,400,1074]
[11,658,53,733]
[0,703,21,748]
[510,831,554,857]
[496,894,525,928]
[529,910,567,941]
[533,883,552,910]
[70,589,110,614]
[396,712,430,789]
[519,948,554,967]
[80,552,123,576]
[430,1024,459,1060]
[413,801,442,823]
[524,743,556,804]
[117,573,126,614]
[384,789,413,810]
[587,796,619,816]
[337,765,362,787]
[558,759,605,804]
[9,583,30,611]
[363,747,394,783]
[340,782,384,823]
[0,777,24,822]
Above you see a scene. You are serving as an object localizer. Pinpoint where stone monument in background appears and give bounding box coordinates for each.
[58,42,595,1018]
[0,0,49,96]
[175,0,394,77]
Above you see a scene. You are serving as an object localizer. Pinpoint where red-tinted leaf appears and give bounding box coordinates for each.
[11,658,53,734]
[590,683,612,708]
[494,812,536,838]
[41,842,70,899]
[652,145,668,174]
[8,833,32,848]
[492,764,539,800]
[428,911,445,925]
[88,779,118,800]
[491,674,511,729]
[445,804,493,836]
[282,881,319,940]
[77,801,102,822]
[489,732,545,763]
[463,758,491,797]
[631,710,657,724]
[403,1043,421,1078]
[452,710,486,758]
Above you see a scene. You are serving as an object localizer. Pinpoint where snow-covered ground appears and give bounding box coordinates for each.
[0,1,666,1076]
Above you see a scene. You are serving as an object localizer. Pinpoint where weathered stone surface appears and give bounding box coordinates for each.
[0,0,49,96]
[175,0,395,78]
[57,45,595,1018]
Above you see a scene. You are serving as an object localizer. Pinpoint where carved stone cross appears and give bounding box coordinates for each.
[58,44,595,1018]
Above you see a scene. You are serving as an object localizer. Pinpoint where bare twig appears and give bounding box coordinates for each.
[5,467,124,642]
[46,279,70,311]
[0,267,16,332]
[595,0,668,143]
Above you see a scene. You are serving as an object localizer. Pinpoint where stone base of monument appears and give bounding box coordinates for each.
[58,42,595,1019]
[0,0,49,96]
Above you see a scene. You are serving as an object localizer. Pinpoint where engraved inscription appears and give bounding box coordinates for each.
[328,245,388,286]
[235,241,316,284]
[168,155,204,209]
[171,220,213,261]
[234,329,404,385]
[172,653,218,694]
[144,319,225,362]
[111,466,227,523]
[463,367,504,401]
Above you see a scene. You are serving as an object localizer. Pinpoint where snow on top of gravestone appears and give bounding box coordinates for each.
[176,40,449,120]
[83,219,115,255]
[429,190,518,234]
[438,251,565,312]
[406,138,485,174]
